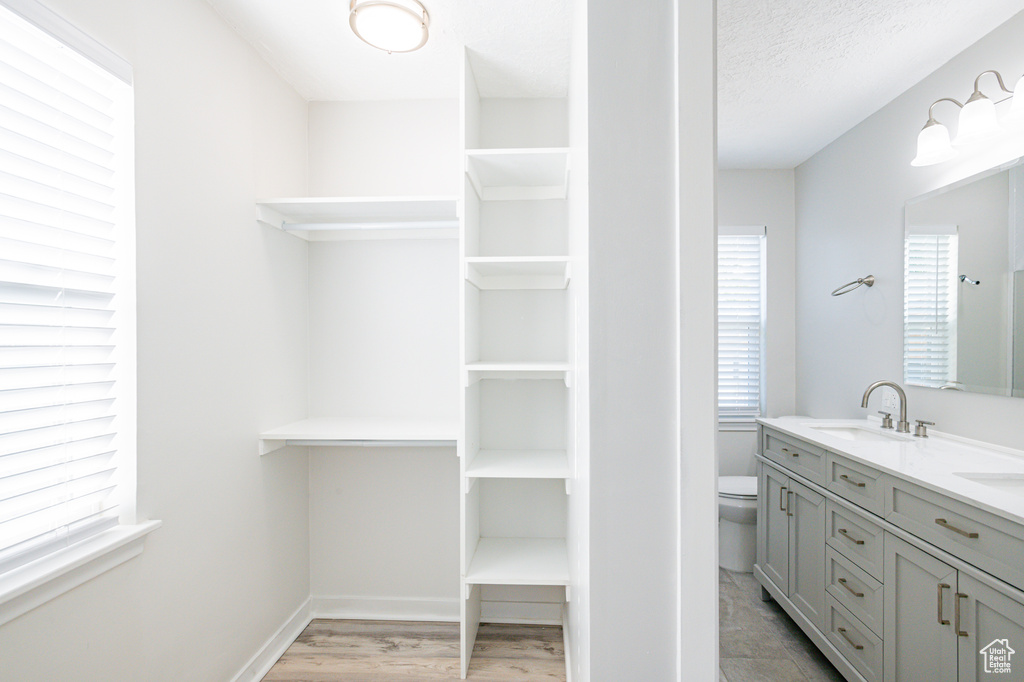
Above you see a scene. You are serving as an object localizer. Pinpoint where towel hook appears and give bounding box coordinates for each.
[831,275,875,296]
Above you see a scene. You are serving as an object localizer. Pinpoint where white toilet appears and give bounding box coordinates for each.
[718,475,758,572]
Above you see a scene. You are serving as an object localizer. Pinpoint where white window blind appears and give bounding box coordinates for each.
[0,2,133,575]
[904,230,958,388]
[718,229,766,421]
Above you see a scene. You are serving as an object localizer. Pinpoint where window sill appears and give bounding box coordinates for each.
[718,420,760,432]
[0,520,161,627]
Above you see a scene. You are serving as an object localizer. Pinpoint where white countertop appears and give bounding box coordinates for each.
[757,416,1024,525]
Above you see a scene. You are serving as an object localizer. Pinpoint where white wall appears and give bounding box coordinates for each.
[795,10,1024,450]
[718,170,797,475]
[0,1,311,680]
[588,0,717,678]
[308,100,459,198]
[305,101,462,619]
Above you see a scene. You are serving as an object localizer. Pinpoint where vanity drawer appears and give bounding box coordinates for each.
[827,454,884,516]
[826,545,883,637]
[825,595,882,682]
[885,478,1024,591]
[762,428,826,485]
[826,500,884,582]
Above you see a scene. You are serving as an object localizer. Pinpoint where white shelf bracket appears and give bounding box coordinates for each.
[565,479,572,495]
[563,371,573,388]
[565,585,571,603]
[464,477,478,495]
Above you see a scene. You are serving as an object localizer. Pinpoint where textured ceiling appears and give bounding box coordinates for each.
[719,0,1024,168]
[205,0,1024,168]
[202,0,571,100]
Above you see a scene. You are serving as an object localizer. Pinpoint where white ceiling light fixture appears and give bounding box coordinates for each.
[911,98,960,167]
[912,68,1024,166]
[349,0,429,54]
[953,70,1009,145]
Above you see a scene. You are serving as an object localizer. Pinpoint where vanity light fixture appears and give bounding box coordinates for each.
[912,68,1023,166]
[349,0,429,54]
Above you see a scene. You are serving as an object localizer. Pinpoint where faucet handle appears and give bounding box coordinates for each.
[877,411,893,429]
[914,420,935,438]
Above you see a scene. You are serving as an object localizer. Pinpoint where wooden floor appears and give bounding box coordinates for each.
[263,619,566,681]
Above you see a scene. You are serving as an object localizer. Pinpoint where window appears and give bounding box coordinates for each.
[904,228,958,388]
[717,227,766,424]
[0,0,146,607]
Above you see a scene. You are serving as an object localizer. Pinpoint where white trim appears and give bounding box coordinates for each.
[230,598,313,682]
[312,595,460,622]
[0,521,160,627]
[0,0,132,83]
[719,224,766,236]
[562,603,573,682]
[718,420,759,432]
[480,599,563,625]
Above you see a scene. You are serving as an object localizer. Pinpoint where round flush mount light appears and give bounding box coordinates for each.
[349,0,429,54]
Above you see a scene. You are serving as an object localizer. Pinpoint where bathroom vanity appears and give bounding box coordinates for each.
[755,417,1024,682]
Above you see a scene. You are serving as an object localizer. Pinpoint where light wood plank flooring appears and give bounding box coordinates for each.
[263,619,566,681]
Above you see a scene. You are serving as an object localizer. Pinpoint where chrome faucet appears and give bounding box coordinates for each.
[861,380,910,433]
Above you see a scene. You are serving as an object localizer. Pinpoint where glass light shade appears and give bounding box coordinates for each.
[1007,73,1024,122]
[953,95,1000,146]
[350,0,428,53]
[911,121,956,166]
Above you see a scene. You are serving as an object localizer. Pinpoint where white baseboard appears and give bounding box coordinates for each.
[480,599,563,625]
[231,598,312,682]
[312,595,460,622]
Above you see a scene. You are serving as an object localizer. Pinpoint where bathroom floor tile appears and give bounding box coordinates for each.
[721,570,842,682]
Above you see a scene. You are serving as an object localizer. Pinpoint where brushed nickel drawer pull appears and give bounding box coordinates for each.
[787,490,794,517]
[837,627,864,650]
[937,583,950,625]
[955,592,969,637]
[837,528,865,545]
[840,474,866,488]
[779,486,787,512]
[838,577,864,598]
[935,518,979,539]
[781,447,799,457]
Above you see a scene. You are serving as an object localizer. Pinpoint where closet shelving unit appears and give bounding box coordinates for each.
[257,194,460,455]
[459,53,574,678]
[258,418,458,456]
[256,196,459,240]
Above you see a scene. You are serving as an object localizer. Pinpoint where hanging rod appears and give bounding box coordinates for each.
[831,275,875,296]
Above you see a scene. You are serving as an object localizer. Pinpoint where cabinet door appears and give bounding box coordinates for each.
[956,572,1024,682]
[788,478,826,631]
[758,463,789,592]
[884,533,958,682]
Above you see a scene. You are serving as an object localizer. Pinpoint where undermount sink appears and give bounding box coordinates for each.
[807,425,908,442]
[954,473,1024,497]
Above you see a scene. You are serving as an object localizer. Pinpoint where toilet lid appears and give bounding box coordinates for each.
[719,475,757,499]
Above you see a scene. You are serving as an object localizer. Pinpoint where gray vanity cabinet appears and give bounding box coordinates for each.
[884,533,958,682]
[757,422,1024,682]
[757,460,827,631]
[956,573,1024,682]
[885,532,1024,682]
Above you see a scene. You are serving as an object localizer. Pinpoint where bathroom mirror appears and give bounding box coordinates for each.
[904,157,1024,397]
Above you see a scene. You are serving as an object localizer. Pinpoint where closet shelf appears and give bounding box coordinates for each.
[464,361,572,385]
[464,257,570,290]
[256,196,460,241]
[258,417,458,455]
[465,450,569,480]
[465,537,569,586]
[465,148,569,201]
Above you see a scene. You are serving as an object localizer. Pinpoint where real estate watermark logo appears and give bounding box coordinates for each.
[980,639,1015,675]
